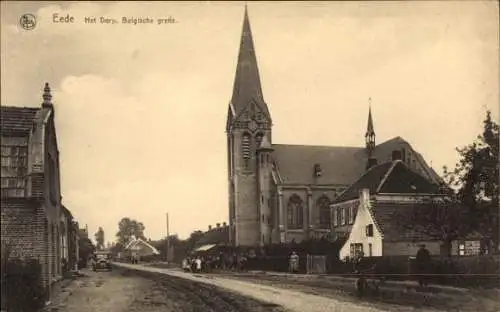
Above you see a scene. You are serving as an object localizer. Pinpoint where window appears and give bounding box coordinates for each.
[459,243,465,256]
[368,243,373,257]
[332,207,338,227]
[350,243,364,258]
[317,196,331,229]
[366,224,374,237]
[348,205,355,224]
[287,194,303,229]
[340,207,346,225]
[1,141,28,198]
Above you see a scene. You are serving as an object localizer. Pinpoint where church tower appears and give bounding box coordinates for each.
[365,98,377,169]
[226,6,272,247]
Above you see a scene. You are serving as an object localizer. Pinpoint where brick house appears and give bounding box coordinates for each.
[61,206,79,272]
[1,83,76,297]
[330,154,452,259]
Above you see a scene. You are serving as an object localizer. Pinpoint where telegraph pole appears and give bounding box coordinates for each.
[165,213,170,262]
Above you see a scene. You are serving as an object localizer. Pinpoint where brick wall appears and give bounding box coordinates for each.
[33,205,50,292]
[0,202,36,259]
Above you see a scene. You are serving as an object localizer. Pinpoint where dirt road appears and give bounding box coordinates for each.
[45,268,287,312]
[215,271,500,312]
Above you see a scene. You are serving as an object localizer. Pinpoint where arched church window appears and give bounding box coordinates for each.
[242,133,251,168]
[317,196,331,229]
[287,194,303,229]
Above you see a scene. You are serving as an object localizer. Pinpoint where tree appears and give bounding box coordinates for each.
[94,227,105,250]
[395,196,469,256]
[116,218,146,246]
[443,110,499,248]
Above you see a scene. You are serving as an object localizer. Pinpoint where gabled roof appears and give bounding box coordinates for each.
[272,144,366,185]
[335,160,439,202]
[271,136,439,187]
[369,201,441,242]
[0,106,40,135]
[371,136,442,184]
[125,237,160,255]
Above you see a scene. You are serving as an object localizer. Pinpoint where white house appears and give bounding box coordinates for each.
[332,158,447,260]
[124,236,160,257]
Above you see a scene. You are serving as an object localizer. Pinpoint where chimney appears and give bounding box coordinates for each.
[216,223,221,228]
[208,225,212,230]
[366,157,377,170]
[392,150,402,161]
[359,188,370,203]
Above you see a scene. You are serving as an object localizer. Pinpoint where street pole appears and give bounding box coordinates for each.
[166,213,170,262]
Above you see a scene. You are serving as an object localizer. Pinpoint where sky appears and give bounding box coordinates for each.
[1,1,499,243]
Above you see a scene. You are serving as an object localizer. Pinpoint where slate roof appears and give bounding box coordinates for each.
[272,144,366,185]
[195,226,230,247]
[370,201,441,242]
[0,106,40,135]
[335,160,439,202]
[272,136,442,187]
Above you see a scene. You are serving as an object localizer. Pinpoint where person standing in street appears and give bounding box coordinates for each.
[416,244,431,288]
[289,251,299,273]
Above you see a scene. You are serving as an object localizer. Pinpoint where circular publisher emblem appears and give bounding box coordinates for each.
[20,14,36,30]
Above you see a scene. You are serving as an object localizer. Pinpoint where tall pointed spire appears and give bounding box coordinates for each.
[231,5,264,114]
[365,97,376,156]
[366,97,374,135]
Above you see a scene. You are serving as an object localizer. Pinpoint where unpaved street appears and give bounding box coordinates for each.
[46,267,287,312]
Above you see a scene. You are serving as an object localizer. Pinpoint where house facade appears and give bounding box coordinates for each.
[125,237,160,258]
[332,158,446,259]
[226,7,442,247]
[1,83,77,296]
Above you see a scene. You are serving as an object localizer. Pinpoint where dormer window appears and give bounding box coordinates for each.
[314,164,322,177]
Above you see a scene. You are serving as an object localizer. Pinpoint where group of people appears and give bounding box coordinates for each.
[182,252,250,273]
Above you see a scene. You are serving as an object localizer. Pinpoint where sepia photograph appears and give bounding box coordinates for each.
[1,1,499,311]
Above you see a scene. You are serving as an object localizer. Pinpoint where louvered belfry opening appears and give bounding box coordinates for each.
[242,133,251,168]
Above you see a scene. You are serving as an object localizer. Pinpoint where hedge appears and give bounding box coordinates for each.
[1,257,46,311]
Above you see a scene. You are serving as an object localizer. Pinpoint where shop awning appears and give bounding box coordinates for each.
[194,244,217,252]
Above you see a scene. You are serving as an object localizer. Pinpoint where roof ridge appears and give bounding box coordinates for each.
[335,160,393,201]
[376,160,402,193]
[375,136,406,147]
[272,143,364,149]
[0,105,40,110]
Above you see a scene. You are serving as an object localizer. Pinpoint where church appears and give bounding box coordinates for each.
[226,8,442,247]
